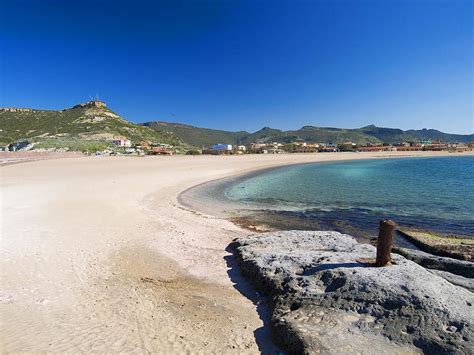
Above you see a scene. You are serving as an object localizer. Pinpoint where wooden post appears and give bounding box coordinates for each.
[375,219,397,267]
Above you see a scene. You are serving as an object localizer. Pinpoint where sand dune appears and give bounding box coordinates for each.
[1,151,470,353]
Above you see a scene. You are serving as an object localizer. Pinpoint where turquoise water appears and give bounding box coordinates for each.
[226,156,474,236]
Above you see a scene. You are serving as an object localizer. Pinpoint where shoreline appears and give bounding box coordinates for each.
[1,151,472,352]
[178,153,474,239]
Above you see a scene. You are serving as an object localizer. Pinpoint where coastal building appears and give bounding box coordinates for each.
[237,145,247,151]
[202,143,233,155]
[394,145,423,151]
[269,142,284,149]
[250,143,267,151]
[210,144,233,151]
[318,146,338,153]
[284,142,319,153]
[151,147,175,155]
[250,142,284,152]
[318,144,337,152]
[357,145,391,152]
[423,141,447,151]
[448,143,469,152]
[294,140,307,147]
[392,140,449,152]
[112,138,132,147]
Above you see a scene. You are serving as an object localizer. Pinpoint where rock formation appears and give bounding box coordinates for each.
[0,108,35,113]
[232,231,473,354]
[71,100,107,109]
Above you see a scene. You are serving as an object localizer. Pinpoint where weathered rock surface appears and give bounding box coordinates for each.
[429,270,474,293]
[232,231,474,354]
[393,247,474,278]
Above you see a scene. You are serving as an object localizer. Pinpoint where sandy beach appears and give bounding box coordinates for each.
[1,151,471,353]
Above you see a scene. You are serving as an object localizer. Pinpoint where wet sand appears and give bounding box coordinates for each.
[1,151,471,352]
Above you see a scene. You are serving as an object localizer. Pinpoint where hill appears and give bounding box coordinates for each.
[359,125,473,144]
[142,121,248,148]
[0,102,190,152]
[144,121,473,147]
[253,126,381,145]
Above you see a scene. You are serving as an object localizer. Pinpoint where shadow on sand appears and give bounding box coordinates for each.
[224,244,280,355]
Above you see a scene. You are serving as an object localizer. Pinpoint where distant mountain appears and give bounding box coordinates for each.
[144,121,474,147]
[0,102,190,152]
[359,125,474,144]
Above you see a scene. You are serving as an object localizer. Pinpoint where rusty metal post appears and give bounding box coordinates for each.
[375,219,396,266]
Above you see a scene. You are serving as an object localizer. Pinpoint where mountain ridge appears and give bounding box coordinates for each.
[143,120,473,147]
[2,102,472,152]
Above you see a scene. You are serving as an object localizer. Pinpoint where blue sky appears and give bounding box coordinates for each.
[1,0,472,133]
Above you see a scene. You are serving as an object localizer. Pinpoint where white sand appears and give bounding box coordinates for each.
[1,151,471,353]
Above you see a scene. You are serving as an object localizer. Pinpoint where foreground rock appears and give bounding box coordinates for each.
[232,231,474,354]
[392,247,474,278]
[397,228,474,261]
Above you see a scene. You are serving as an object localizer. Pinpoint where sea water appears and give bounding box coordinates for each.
[225,156,474,237]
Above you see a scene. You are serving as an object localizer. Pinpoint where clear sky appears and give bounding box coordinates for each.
[1,0,472,134]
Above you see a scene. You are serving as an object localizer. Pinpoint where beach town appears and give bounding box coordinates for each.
[4,130,473,158]
[200,139,473,155]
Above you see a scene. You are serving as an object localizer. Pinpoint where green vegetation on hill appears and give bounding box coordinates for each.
[142,121,249,148]
[3,103,471,152]
[0,104,190,152]
[33,138,114,152]
[250,126,381,145]
[144,121,473,147]
[360,125,473,144]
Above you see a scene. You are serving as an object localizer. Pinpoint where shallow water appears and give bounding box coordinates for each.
[225,156,474,238]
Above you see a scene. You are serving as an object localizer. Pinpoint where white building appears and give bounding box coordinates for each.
[112,138,132,147]
[211,144,232,151]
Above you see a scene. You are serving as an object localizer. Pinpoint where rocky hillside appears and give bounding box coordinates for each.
[144,121,473,147]
[0,102,190,152]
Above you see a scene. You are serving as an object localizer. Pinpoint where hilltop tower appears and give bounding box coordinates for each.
[72,100,107,109]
